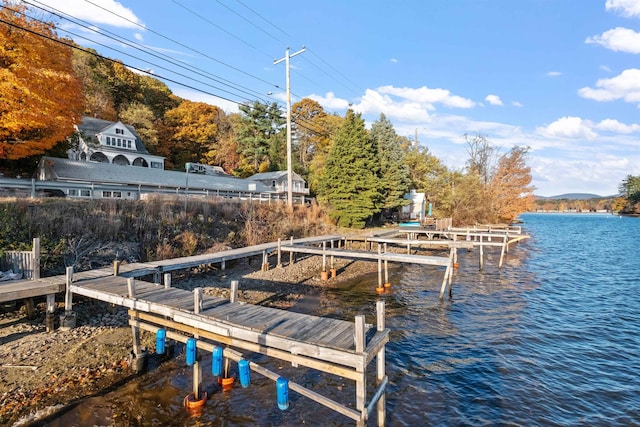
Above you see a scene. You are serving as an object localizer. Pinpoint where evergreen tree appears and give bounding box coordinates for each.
[318,110,381,228]
[236,101,285,174]
[370,114,411,213]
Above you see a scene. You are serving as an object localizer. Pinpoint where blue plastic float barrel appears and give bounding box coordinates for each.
[155,329,166,355]
[212,346,223,376]
[186,338,197,366]
[239,359,250,388]
[276,377,289,410]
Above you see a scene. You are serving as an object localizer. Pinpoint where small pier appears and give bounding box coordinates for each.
[63,248,389,425]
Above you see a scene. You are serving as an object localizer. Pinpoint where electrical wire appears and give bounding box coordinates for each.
[25,0,272,104]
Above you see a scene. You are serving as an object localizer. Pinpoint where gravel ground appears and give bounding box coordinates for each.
[0,254,376,426]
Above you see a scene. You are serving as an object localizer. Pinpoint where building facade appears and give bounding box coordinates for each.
[68,117,165,169]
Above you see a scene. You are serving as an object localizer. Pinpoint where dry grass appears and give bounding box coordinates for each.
[0,197,334,274]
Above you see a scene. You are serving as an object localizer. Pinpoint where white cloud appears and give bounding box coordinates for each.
[606,0,640,17]
[390,58,398,63]
[34,0,144,29]
[512,101,523,107]
[600,65,613,73]
[376,85,476,109]
[308,92,351,111]
[536,116,598,140]
[547,71,563,77]
[586,27,640,54]
[530,155,629,197]
[578,68,640,104]
[596,118,640,133]
[356,89,431,122]
[485,94,503,106]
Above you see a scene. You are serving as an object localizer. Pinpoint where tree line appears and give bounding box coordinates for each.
[616,175,640,214]
[0,1,535,227]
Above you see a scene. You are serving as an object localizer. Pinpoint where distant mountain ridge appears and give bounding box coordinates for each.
[535,193,612,200]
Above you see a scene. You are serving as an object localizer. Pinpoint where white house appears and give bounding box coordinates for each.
[246,171,310,195]
[401,190,427,220]
[68,117,165,169]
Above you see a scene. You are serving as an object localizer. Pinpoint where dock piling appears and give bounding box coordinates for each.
[59,266,76,330]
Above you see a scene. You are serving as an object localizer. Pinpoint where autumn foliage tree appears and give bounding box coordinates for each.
[489,146,535,222]
[162,100,223,169]
[0,2,84,159]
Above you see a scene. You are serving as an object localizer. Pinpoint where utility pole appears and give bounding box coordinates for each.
[274,46,305,208]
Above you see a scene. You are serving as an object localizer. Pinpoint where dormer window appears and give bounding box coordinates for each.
[115,128,124,135]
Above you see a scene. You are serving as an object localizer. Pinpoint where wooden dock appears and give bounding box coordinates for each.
[64,268,389,425]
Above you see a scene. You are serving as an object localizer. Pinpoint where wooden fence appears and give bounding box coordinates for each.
[1,238,40,280]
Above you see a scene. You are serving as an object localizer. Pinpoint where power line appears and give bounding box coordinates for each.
[214,0,279,41]
[80,0,281,89]
[170,0,271,60]
[25,0,271,103]
[1,4,331,138]
[0,13,246,106]
[233,1,364,100]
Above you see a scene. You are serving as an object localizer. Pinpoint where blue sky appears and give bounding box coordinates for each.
[27,0,640,196]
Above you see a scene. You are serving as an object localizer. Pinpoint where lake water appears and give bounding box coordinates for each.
[46,213,640,426]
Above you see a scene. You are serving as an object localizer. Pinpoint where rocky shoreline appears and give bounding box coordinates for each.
[0,255,377,426]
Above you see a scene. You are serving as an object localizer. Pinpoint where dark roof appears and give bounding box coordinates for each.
[77,117,150,154]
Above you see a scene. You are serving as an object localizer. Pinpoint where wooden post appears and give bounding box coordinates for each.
[32,237,40,279]
[330,239,335,271]
[383,243,389,287]
[25,298,36,320]
[277,238,282,268]
[193,360,202,399]
[221,259,226,271]
[499,235,506,269]
[377,244,383,289]
[376,300,386,426]
[479,235,484,269]
[355,315,366,426]
[45,294,56,332]
[163,273,172,289]
[60,266,76,330]
[194,287,202,314]
[230,280,239,303]
[262,250,269,271]
[127,278,136,298]
[113,260,120,276]
[289,236,295,266]
[322,241,327,272]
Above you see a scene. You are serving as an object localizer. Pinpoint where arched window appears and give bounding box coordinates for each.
[112,155,130,166]
[90,152,109,163]
[132,157,149,167]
